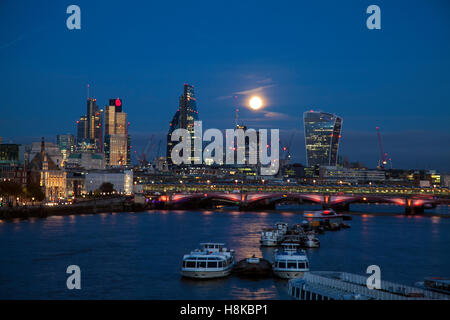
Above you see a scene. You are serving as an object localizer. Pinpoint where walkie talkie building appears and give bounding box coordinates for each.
[303,111,342,167]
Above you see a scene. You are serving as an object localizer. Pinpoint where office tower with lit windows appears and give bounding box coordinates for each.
[166,84,200,165]
[76,98,103,152]
[303,110,342,167]
[104,98,129,166]
[76,115,88,144]
[86,98,104,152]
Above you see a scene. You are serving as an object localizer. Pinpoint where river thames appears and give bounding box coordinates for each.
[0,204,449,299]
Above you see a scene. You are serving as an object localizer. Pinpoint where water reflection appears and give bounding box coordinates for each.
[0,206,449,299]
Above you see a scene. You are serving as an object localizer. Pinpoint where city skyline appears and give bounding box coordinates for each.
[1,0,449,170]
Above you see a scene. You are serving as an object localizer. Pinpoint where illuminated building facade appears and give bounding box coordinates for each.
[166,84,200,165]
[56,134,76,167]
[303,111,342,167]
[29,138,67,201]
[76,115,88,144]
[0,144,20,165]
[85,169,133,194]
[104,98,129,166]
[76,98,103,152]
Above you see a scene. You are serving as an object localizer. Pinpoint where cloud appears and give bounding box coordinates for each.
[234,84,275,96]
[263,111,292,120]
[256,77,274,84]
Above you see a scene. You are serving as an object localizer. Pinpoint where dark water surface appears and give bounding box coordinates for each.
[0,204,449,299]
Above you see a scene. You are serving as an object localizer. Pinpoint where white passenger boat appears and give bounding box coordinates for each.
[260,222,289,246]
[181,243,235,279]
[260,228,283,246]
[303,209,344,224]
[273,243,309,279]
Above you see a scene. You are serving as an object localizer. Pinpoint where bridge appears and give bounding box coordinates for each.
[142,183,450,214]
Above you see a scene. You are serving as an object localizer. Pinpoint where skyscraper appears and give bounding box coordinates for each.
[166,84,200,165]
[76,98,103,152]
[86,98,104,152]
[76,115,88,144]
[303,111,342,167]
[104,98,129,166]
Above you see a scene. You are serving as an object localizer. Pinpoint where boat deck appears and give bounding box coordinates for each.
[289,271,450,300]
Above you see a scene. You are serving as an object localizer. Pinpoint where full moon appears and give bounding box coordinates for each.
[249,96,263,110]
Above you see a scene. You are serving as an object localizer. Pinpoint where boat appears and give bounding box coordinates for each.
[273,243,309,279]
[303,209,344,224]
[181,243,235,279]
[260,228,282,246]
[275,222,289,235]
[289,271,450,300]
[415,277,450,295]
[260,222,289,246]
[233,255,272,277]
[304,232,320,248]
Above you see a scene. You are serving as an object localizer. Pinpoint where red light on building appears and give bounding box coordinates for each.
[115,98,121,107]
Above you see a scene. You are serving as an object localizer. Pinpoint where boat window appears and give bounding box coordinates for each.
[287,262,297,269]
[305,262,309,269]
[279,261,286,268]
[198,261,206,268]
[218,261,223,268]
[186,261,195,268]
[207,261,217,268]
[298,262,305,269]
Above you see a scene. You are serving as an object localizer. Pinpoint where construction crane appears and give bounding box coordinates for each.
[376,126,388,169]
[135,134,155,166]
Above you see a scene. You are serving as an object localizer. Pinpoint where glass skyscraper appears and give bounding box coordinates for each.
[303,111,342,167]
[166,84,200,165]
[76,98,103,152]
[104,98,130,166]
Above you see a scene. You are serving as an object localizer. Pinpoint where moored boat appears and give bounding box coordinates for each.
[233,255,272,278]
[181,243,235,279]
[289,272,450,300]
[260,222,289,246]
[304,232,320,248]
[303,209,344,225]
[415,277,450,295]
[273,243,309,279]
[260,228,281,246]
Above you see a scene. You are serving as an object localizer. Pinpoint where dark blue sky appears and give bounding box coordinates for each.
[1,0,449,170]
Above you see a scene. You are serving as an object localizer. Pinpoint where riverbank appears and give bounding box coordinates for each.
[0,197,146,220]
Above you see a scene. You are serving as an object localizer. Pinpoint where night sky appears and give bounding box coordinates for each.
[1,0,449,171]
